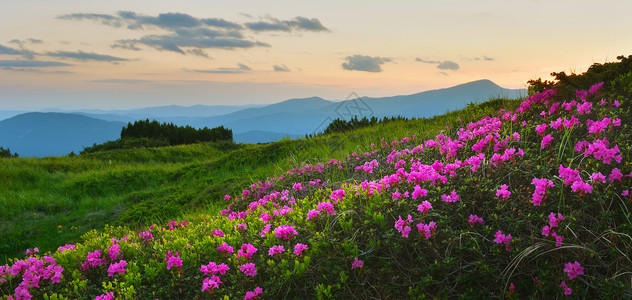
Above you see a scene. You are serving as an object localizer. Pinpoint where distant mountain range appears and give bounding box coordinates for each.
[0,79,525,157]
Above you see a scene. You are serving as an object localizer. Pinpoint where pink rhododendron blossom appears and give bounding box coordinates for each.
[351,257,364,269]
[411,185,428,199]
[307,209,321,220]
[165,251,182,270]
[588,82,604,95]
[240,263,257,277]
[95,292,115,300]
[560,281,572,295]
[202,275,222,292]
[57,244,76,253]
[417,201,432,214]
[107,260,127,277]
[293,243,308,256]
[394,215,413,238]
[244,287,263,300]
[468,215,484,226]
[609,168,623,182]
[201,262,230,276]
[268,245,285,256]
[541,135,553,149]
[330,188,346,202]
[317,201,336,215]
[416,221,437,239]
[496,184,511,199]
[82,250,104,270]
[493,230,512,251]
[274,225,298,240]
[217,242,234,254]
[238,243,258,259]
[590,172,606,183]
[441,191,460,203]
[108,243,122,261]
[563,261,584,280]
[535,123,548,134]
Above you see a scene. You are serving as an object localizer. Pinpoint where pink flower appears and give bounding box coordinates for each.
[57,244,76,253]
[563,261,584,280]
[417,201,432,214]
[541,135,553,149]
[590,172,606,183]
[268,245,285,256]
[95,292,115,300]
[202,275,222,292]
[468,215,484,226]
[411,185,428,199]
[330,189,346,202]
[416,221,437,240]
[588,82,604,95]
[82,250,104,270]
[244,287,263,300]
[351,257,364,269]
[441,191,460,203]
[164,251,182,270]
[317,201,336,215]
[139,229,154,241]
[240,263,257,277]
[107,260,127,277]
[535,123,548,134]
[494,230,512,251]
[552,232,564,247]
[274,225,298,240]
[307,209,321,220]
[609,168,623,182]
[217,242,234,254]
[496,184,511,199]
[292,182,303,190]
[394,215,413,238]
[560,281,572,295]
[201,262,230,275]
[108,243,122,261]
[237,243,258,259]
[293,243,308,256]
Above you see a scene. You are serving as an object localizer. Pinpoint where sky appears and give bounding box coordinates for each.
[1,0,631,110]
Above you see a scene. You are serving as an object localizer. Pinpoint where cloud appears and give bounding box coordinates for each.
[45,50,129,62]
[272,64,290,72]
[57,13,123,27]
[474,55,494,61]
[190,63,252,74]
[437,60,459,70]
[341,55,392,72]
[416,58,440,64]
[0,60,72,67]
[87,79,154,84]
[245,16,329,32]
[186,48,210,58]
[416,57,460,71]
[0,43,36,59]
[59,11,328,56]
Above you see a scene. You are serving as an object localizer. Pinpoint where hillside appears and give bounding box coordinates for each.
[1,57,631,298]
[0,113,125,157]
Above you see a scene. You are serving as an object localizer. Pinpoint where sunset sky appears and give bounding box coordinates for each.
[1,0,631,110]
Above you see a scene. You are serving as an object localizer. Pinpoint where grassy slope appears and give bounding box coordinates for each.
[0,99,514,260]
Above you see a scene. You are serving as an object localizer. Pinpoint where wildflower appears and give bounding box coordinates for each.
[292,182,303,190]
[563,261,584,280]
[165,251,182,270]
[108,243,122,261]
[238,243,258,259]
[588,82,604,95]
[240,263,257,277]
[394,215,413,238]
[416,221,437,239]
[535,123,548,134]
[351,257,364,269]
[57,244,76,253]
[411,185,428,199]
[268,245,285,256]
[541,135,553,149]
[139,229,154,241]
[560,281,572,295]
[294,243,308,256]
[317,201,336,215]
[307,209,321,220]
[202,275,222,292]
[82,250,104,270]
[609,168,623,182]
[590,172,606,183]
[236,223,247,231]
[107,260,127,277]
[95,292,115,300]
[217,242,234,254]
[552,232,564,247]
[330,188,346,202]
[201,262,230,275]
[274,225,298,240]
[417,201,432,214]
[493,230,512,251]
[244,287,263,300]
[468,215,484,226]
[496,184,511,199]
[441,190,460,203]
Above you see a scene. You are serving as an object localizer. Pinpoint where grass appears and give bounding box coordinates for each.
[0,98,518,260]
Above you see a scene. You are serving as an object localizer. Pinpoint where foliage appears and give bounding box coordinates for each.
[322,116,410,135]
[81,120,233,154]
[0,146,18,158]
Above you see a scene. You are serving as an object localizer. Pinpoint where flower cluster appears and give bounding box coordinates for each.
[493,230,512,251]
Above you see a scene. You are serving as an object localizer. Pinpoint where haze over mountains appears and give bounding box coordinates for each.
[0,80,525,157]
